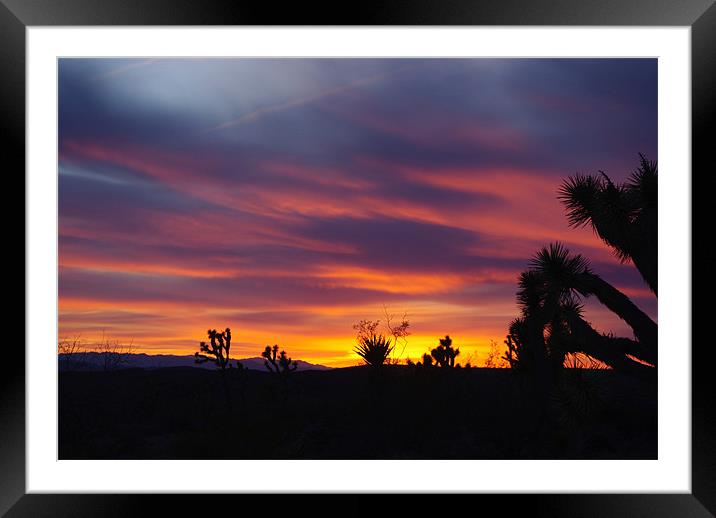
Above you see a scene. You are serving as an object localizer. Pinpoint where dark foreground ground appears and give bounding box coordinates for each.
[59,366,656,459]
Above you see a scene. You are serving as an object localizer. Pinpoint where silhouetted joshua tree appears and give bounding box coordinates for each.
[195,328,233,369]
[508,155,658,382]
[262,344,298,376]
[558,153,657,295]
[195,328,243,410]
[503,321,532,372]
[354,334,394,367]
[420,353,434,367]
[430,335,460,368]
[513,243,656,377]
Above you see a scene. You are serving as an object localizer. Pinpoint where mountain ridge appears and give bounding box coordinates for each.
[58,351,332,371]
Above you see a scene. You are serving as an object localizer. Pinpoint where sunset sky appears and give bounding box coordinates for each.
[58,58,657,367]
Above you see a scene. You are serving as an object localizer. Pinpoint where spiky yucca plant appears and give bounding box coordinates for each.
[354,334,394,367]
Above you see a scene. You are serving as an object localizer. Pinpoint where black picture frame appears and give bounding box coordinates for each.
[3,1,714,515]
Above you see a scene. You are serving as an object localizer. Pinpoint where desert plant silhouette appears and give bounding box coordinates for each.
[513,243,656,377]
[508,155,658,382]
[195,328,234,369]
[354,334,394,367]
[557,153,657,294]
[430,335,460,368]
[262,344,298,376]
[261,345,298,402]
[484,339,508,368]
[195,327,242,411]
[420,353,434,367]
[352,311,411,365]
[503,320,534,373]
[87,331,135,371]
[382,305,411,364]
[58,337,87,371]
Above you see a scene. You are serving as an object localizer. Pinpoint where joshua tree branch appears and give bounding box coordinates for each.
[574,272,657,365]
[564,313,655,379]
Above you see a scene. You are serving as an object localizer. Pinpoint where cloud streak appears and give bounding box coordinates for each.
[206,63,421,131]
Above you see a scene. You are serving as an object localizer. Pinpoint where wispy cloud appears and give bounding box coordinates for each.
[206,63,421,132]
[92,59,157,81]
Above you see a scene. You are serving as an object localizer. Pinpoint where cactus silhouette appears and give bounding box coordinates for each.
[430,335,460,368]
[262,344,298,376]
[503,317,543,373]
[195,327,243,411]
[195,328,234,370]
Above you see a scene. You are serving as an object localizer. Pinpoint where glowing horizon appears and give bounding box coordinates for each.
[58,58,658,368]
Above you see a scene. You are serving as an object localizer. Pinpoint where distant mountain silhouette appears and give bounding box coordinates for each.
[58,352,331,372]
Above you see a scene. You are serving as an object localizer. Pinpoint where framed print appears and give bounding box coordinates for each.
[3,0,715,515]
